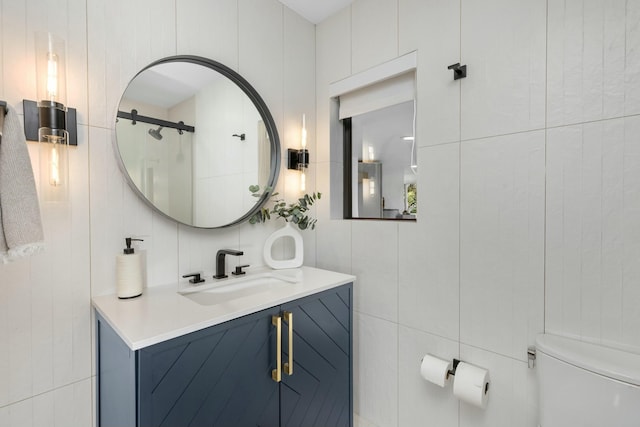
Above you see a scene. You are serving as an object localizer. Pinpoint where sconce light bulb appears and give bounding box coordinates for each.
[46,52,59,100]
[368,146,375,162]
[50,144,60,186]
[301,114,307,149]
[300,168,306,192]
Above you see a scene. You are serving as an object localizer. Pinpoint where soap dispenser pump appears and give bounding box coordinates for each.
[116,237,144,299]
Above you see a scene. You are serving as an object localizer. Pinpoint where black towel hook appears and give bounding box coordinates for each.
[448,63,467,80]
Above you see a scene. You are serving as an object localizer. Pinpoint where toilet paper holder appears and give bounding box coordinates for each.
[447,358,461,378]
[447,358,490,397]
[527,346,536,369]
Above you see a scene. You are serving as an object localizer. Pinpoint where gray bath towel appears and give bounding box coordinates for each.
[0,104,44,263]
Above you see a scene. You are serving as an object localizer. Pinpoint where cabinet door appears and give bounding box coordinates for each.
[138,306,281,427]
[280,284,352,427]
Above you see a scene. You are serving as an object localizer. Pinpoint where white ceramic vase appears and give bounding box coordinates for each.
[263,222,303,269]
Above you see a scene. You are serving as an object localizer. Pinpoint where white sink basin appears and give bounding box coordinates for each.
[179,270,301,306]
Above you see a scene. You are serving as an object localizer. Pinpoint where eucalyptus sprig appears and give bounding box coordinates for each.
[248,185,322,230]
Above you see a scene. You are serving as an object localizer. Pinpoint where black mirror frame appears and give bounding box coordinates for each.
[113,55,281,229]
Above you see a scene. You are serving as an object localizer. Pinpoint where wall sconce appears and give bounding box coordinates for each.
[287,114,309,191]
[23,32,78,202]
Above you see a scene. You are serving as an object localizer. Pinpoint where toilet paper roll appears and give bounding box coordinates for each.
[420,354,452,387]
[116,253,143,299]
[453,362,490,409]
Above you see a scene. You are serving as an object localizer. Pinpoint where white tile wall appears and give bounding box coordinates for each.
[547,0,628,127]
[315,219,352,274]
[176,0,239,69]
[316,0,640,427]
[399,143,460,340]
[546,116,640,349]
[352,221,399,322]
[87,0,177,129]
[316,6,352,164]
[460,0,546,140]
[354,312,398,427]
[354,413,382,427]
[624,0,640,116]
[2,0,32,109]
[314,0,640,425]
[399,0,461,146]
[0,379,92,427]
[351,0,398,74]
[283,8,316,156]
[460,131,545,360]
[238,0,284,134]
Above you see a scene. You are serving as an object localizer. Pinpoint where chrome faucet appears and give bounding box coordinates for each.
[214,249,244,279]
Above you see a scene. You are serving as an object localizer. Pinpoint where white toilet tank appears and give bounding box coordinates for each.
[536,334,640,427]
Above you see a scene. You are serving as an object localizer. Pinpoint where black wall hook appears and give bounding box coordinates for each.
[232,133,246,141]
[448,63,467,80]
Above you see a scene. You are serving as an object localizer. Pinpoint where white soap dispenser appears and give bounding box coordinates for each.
[116,237,144,299]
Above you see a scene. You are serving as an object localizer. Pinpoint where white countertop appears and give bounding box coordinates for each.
[92,266,355,350]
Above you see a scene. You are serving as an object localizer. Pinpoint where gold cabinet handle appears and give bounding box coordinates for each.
[283,311,293,376]
[272,315,282,382]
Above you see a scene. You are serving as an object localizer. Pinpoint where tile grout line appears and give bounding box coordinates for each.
[0,376,94,410]
[83,0,96,426]
[459,110,640,145]
[396,220,400,427]
[543,0,549,337]
[457,0,463,424]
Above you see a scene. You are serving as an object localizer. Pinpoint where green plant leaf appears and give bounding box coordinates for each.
[247,187,321,231]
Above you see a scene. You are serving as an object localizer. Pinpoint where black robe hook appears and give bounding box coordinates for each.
[448,63,467,80]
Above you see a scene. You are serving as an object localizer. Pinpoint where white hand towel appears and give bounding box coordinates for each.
[0,104,45,263]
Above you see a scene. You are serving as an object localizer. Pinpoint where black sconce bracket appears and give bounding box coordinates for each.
[23,99,78,146]
[0,100,7,116]
[287,148,309,170]
[448,63,467,80]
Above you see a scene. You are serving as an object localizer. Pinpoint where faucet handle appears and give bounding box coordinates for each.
[232,265,250,276]
[182,273,205,284]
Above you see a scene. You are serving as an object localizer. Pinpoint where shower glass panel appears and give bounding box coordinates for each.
[116,117,194,224]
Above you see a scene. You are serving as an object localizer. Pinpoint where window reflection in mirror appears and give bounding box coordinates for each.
[344,100,417,220]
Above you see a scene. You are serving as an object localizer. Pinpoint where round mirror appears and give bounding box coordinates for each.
[114,56,280,228]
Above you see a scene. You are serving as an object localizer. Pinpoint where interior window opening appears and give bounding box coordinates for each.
[343,99,417,220]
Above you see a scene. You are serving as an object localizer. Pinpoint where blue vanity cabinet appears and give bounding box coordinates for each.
[96,283,352,427]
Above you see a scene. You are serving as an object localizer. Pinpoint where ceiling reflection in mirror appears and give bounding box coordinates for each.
[115,56,280,228]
